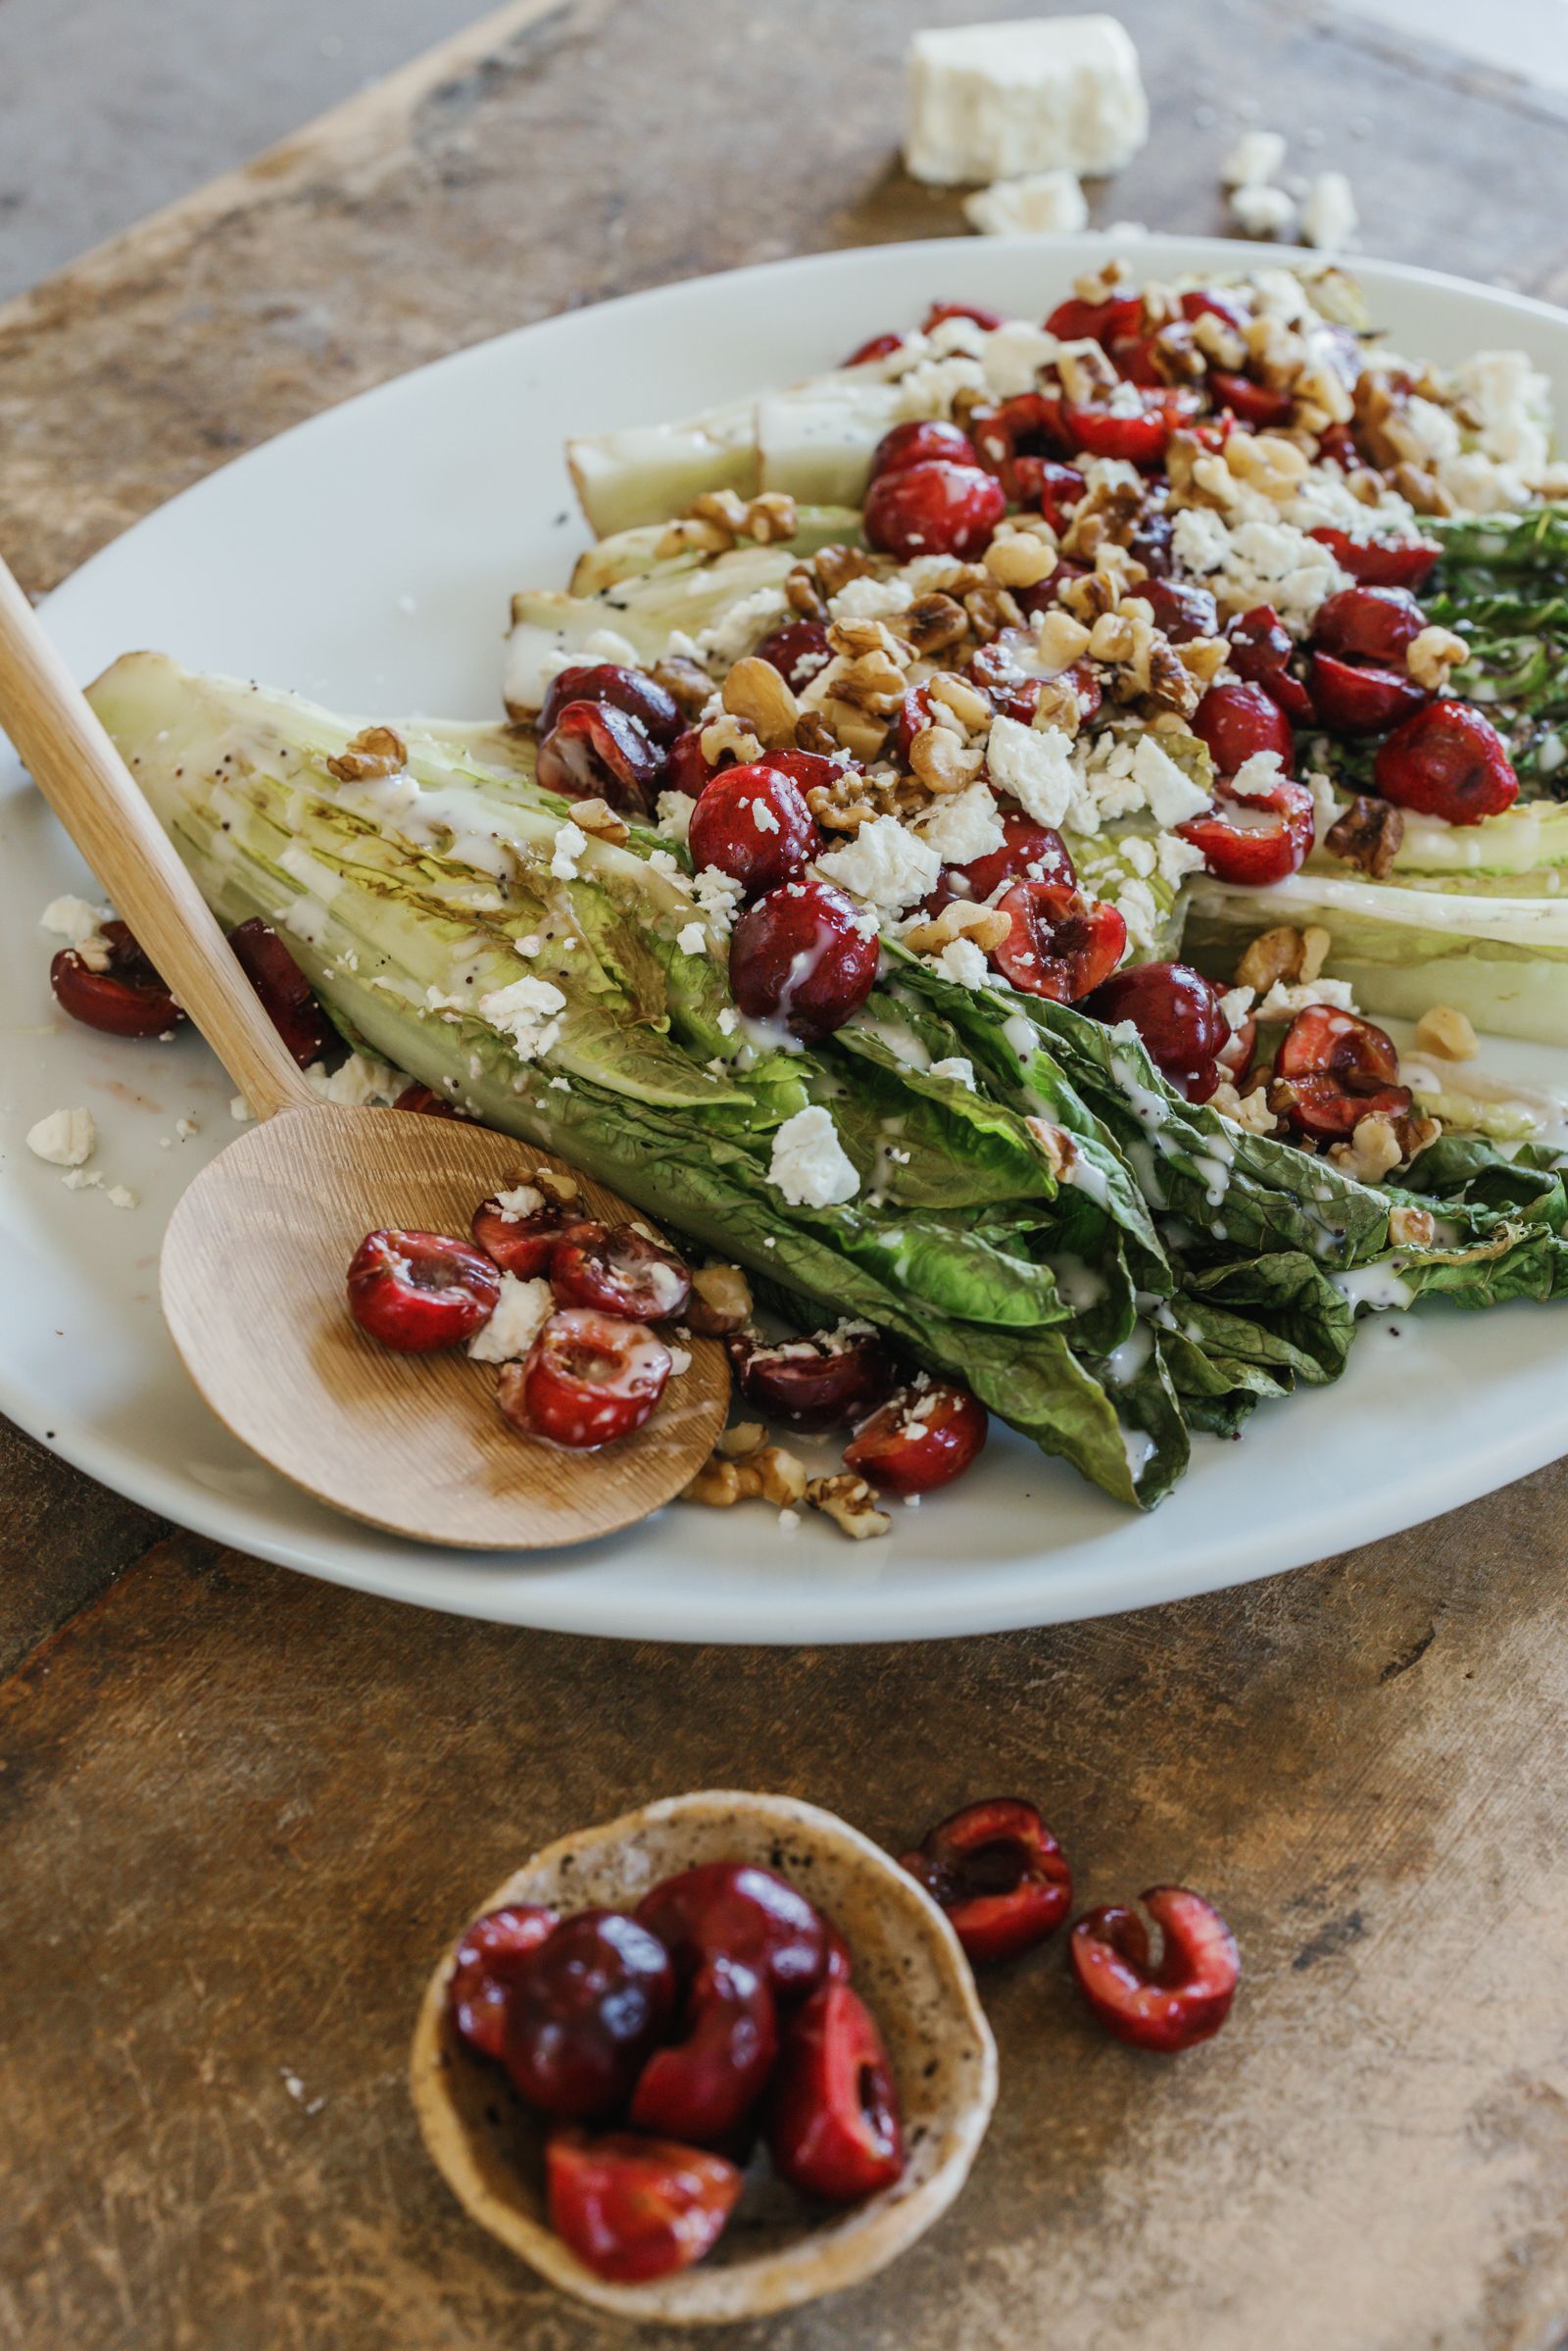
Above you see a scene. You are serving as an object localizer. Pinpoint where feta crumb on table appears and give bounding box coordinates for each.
[964,169,1087,236]
[26,1107,95,1167]
[1222,128,1286,187]
[1301,170,1358,251]
[1230,182,1297,240]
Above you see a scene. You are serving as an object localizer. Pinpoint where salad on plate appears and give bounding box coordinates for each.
[70,252,1568,1518]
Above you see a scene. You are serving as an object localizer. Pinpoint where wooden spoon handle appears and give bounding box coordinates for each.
[0,558,312,1119]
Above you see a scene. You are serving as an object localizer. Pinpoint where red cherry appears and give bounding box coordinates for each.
[1176,773,1317,890]
[867,418,974,481]
[499,1310,671,1448]
[1227,606,1315,723]
[768,1984,905,2204]
[502,1909,675,2119]
[471,1190,580,1279]
[923,298,1005,333]
[1084,961,1229,1101]
[395,1082,468,1120]
[548,2129,742,2283]
[1141,577,1221,644]
[549,1220,692,1322]
[448,1905,561,2063]
[1035,459,1088,532]
[1180,287,1251,334]
[50,919,184,1040]
[1374,699,1519,824]
[629,1955,777,2147]
[1311,584,1427,667]
[843,330,906,367]
[1270,1004,1411,1142]
[727,1327,895,1432]
[1104,326,1165,388]
[1044,292,1145,345]
[1308,526,1442,591]
[1207,370,1295,429]
[728,878,879,1041]
[636,1860,837,1996]
[991,880,1127,1003]
[536,701,662,815]
[1308,652,1428,736]
[969,392,1070,492]
[1069,1886,1239,2053]
[844,1381,987,1494]
[1061,387,1200,468]
[346,1229,500,1352]
[967,626,1050,723]
[539,662,682,748]
[753,618,832,693]
[686,760,821,897]
[1192,679,1295,775]
[1314,422,1361,470]
[863,460,1006,562]
[927,809,1074,915]
[227,917,332,1066]
[665,725,721,799]
[1218,1012,1257,1089]
[899,1797,1071,1964]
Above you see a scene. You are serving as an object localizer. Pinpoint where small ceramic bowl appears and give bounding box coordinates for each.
[410,1788,998,2323]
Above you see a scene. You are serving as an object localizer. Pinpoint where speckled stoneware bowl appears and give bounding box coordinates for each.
[410,1789,998,2323]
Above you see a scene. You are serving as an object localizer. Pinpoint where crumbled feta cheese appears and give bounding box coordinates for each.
[827,574,917,623]
[174,1114,200,1142]
[1301,170,1357,251]
[692,586,790,668]
[1228,751,1286,801]
[107,1185,137,1210]
[1223,128,1286,187]
[1155,832,1206,888]
[62,1167,103,1192]
[309,1053,403,1107]
[905,16,1149,184]
[815,815,941,913]
[716,1006,739,1036]
[985,716,1078,826]
[39,895,113,967]
[752,799,781,836]
[493,1182,545,1219]
[1170,508,1349,632]
[551,819,587,880]
[930,1055,976,1089]
[693,865,745,937]
[768,1105,859,1207]
[913,781,1006,864]
[1127,735,1207,827]
[476,975,567,1060]
[1257,977,1357,1020]
[932,936,991,988]
[466,1273,554,1364]
[676,921,708,955]
[26,1107,94,1167]
[1115,876,1160,953]
[655,789,696,844]
[893,354,990,421]
[965,169,1087,236]
[1119,834,1157,879]
[1229,183,1296,239]
[1218,986,1257,1031]
[230,1096,256,1123]
[978,319,1061,399]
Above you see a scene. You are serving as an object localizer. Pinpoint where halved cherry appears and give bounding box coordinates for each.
[547,2129,743,2283]
[862,460,1006,562]
[969,392,1070,491]
[346,1229,500,1352]
[1314,422,1361,469]
[1084,961,1229,1102]
[844,1380,987,1494]
[636,1860,836,1997]
[503,1908,675,2118]
[843,329,906,367]
[1180,287,1251,334]
[1270,1004,1411,1143]
[754,618,832,693]
[900,1797,1071,1964]
[395,1082,468,1120]
[1127,503,1175,578]
[1035,458,1088,532]
[686,760,821,897]
[768,1983,905,2204]
[923,298,1005,333]
[968,626,1050,722]
[1207,370,1295,429]
[728,1327,895,1432]
[1061,386,1200,468]
[990,880,1127,1003]
[1227,605,1315,722]
[665,725,722,798]
[226,917,332,1065]
[472,1190,582,1279]
[1307,652,1428,736]
[1141,577,1221,645]
[448,1905,560,2063]
[539,662,682,748]
[1191,679,1295,775]
[499,1309,671,1448]
[536,701,662,815]
[50,919,184,1039]
[1069,1886,1239,2053]
[1311,584,1427,667]
[1218,1011,1258,1088]
[1175,773,1317,890]
[926,810,1075,915]
[629,1955,777,2147]
[550,1220,693,1322]
[1308,526,1442,591]
[1374,698,1519,824]
[867,417,974,481]
[728,877,880,1041]
[1044,292,1145,346]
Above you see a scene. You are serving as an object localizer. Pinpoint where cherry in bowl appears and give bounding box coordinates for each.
[503,1907,676,2119]
[547,2129,743,2284]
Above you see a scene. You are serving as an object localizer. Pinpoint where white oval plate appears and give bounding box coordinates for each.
[4,234,1566,1643]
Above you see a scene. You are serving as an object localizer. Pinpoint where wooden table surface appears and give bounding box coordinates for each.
[4,5,1568,2345]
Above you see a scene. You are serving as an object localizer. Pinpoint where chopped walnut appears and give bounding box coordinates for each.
[1236,924,1330,994]
[1174,635,1229,687]
[806,1472,892,1541]
[659,488,799,560]
[1055,343,1121,405]
[902,901,1010,955]
[1391,460,1456,518]
[685,1262,754,1337]
[1414,1004,1478,1061]
[962,584,1025,642]
[985,534,1059,591]
[830,648,911,716]
[687,1439,809,1511]
[533,1166,580,1204]
[813,543,877,598]
[1325,794,1404,880]
[909,725,986,795]
[717,1421,765,1459]
[1225,430,1310,503]
[903,593,969,658]
[1190,308,1248,371]
[795,710,846,759]
[1329,1112,1404,1184]
[1388,1203,1437,1248]
[1058,569,1122,627]
[1035,609,1093,670]
[650,655,714,718]
[1031,675,1091,735]
[827,615,912,666]
[1406,625,1468,693]
[1211,1081,1279,1135]
[926,670,994,734]
[568,797,631,845]
[722,656,799,748]
[700,711,764,767]
[327,724,407,782]
[819,701,892,762]
[784,563,829,621]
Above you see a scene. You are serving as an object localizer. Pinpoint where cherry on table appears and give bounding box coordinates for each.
[539,662,683,748]
[686,760,821,898]
[989,880,1127,1003]
[1061,386,1200,468]
[448,1904,560,2064]
[471,1190,582,1279]
[50,919,185,1040]
[1044,292,1145,346]
[922,298,1005,333]
[547,2128,743,2283]
[549,1221,693,1323]
[842,329,906,367]
[728,1327,895,1433]
[1035,459,1087,532]
[502,1907,675,2119]
[628,1953,778,2146]
[844,1381,988,1494]
[1192,679,1295,775]
[346,1229,500,1352]
[862,460,1005,562]
[1084,961,1229,1102]
[767,1983,905,2204]
[499,1309,671,1448]
[536,701,662,815]
[728,877,879,1041]
[1068,1886,1239,2054]
[900,1796,1072,1964]
[1141,577,1221,645]
[1207,370,1295,429]
[1374,699,1519,824]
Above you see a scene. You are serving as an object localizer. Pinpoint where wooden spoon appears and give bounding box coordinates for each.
[0,557,728,1547]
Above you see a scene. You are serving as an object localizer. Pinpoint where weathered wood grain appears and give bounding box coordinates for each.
[3,2,1568,2345]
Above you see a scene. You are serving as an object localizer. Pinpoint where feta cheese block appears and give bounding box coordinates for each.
[905,17,1149,186]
